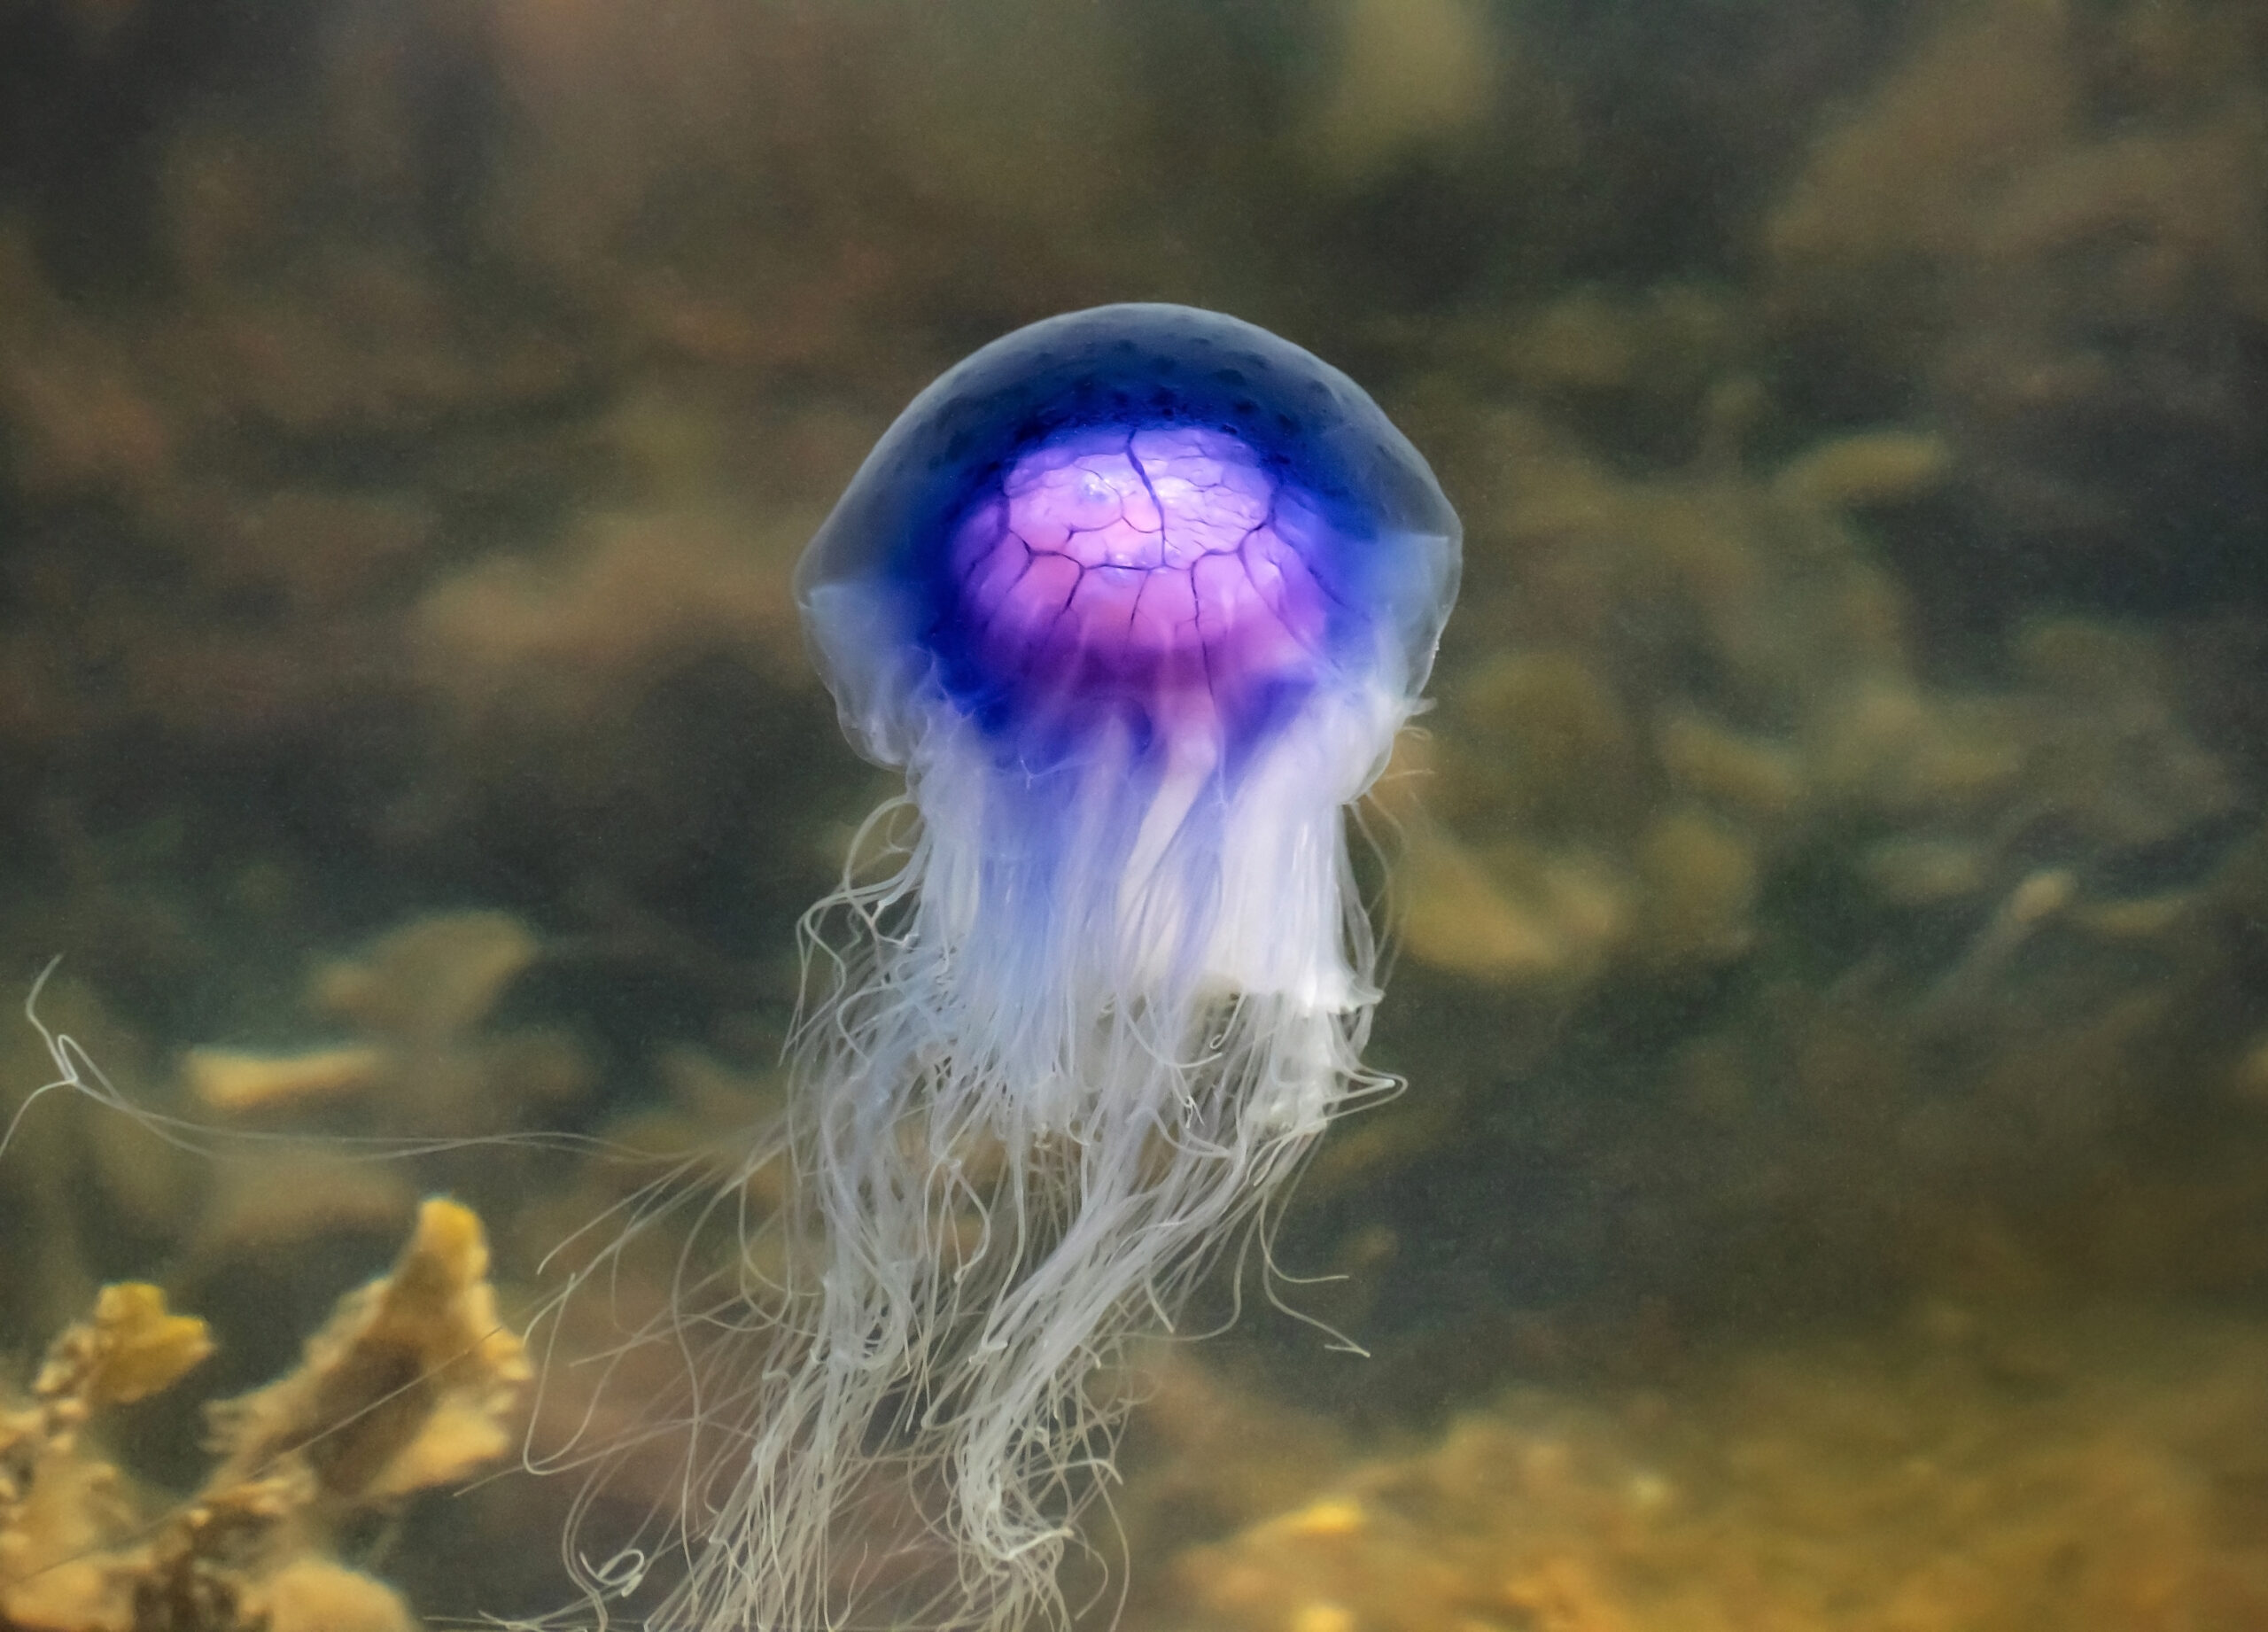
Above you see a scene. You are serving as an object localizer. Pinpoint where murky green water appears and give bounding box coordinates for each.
[3,3,2265,1628]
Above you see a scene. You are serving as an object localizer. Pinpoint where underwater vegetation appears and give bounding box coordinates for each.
[0,0,2264,1628]
[0,1200,527,1632]
[1146,1308,2268,1631]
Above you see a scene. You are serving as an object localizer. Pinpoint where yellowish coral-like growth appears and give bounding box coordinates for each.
[0,1200,528,1632]
[208,1197,534,1504]
[181,1045,389,1114]
[35,1282,216,1411]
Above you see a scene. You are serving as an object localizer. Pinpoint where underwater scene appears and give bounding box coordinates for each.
[4,0,2268,1628]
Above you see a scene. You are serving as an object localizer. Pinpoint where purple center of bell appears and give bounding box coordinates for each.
[947,425,1330,738]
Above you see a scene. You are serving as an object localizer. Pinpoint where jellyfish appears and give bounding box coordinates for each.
[593,303,1452,1632]
[578,304,1458,1630]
